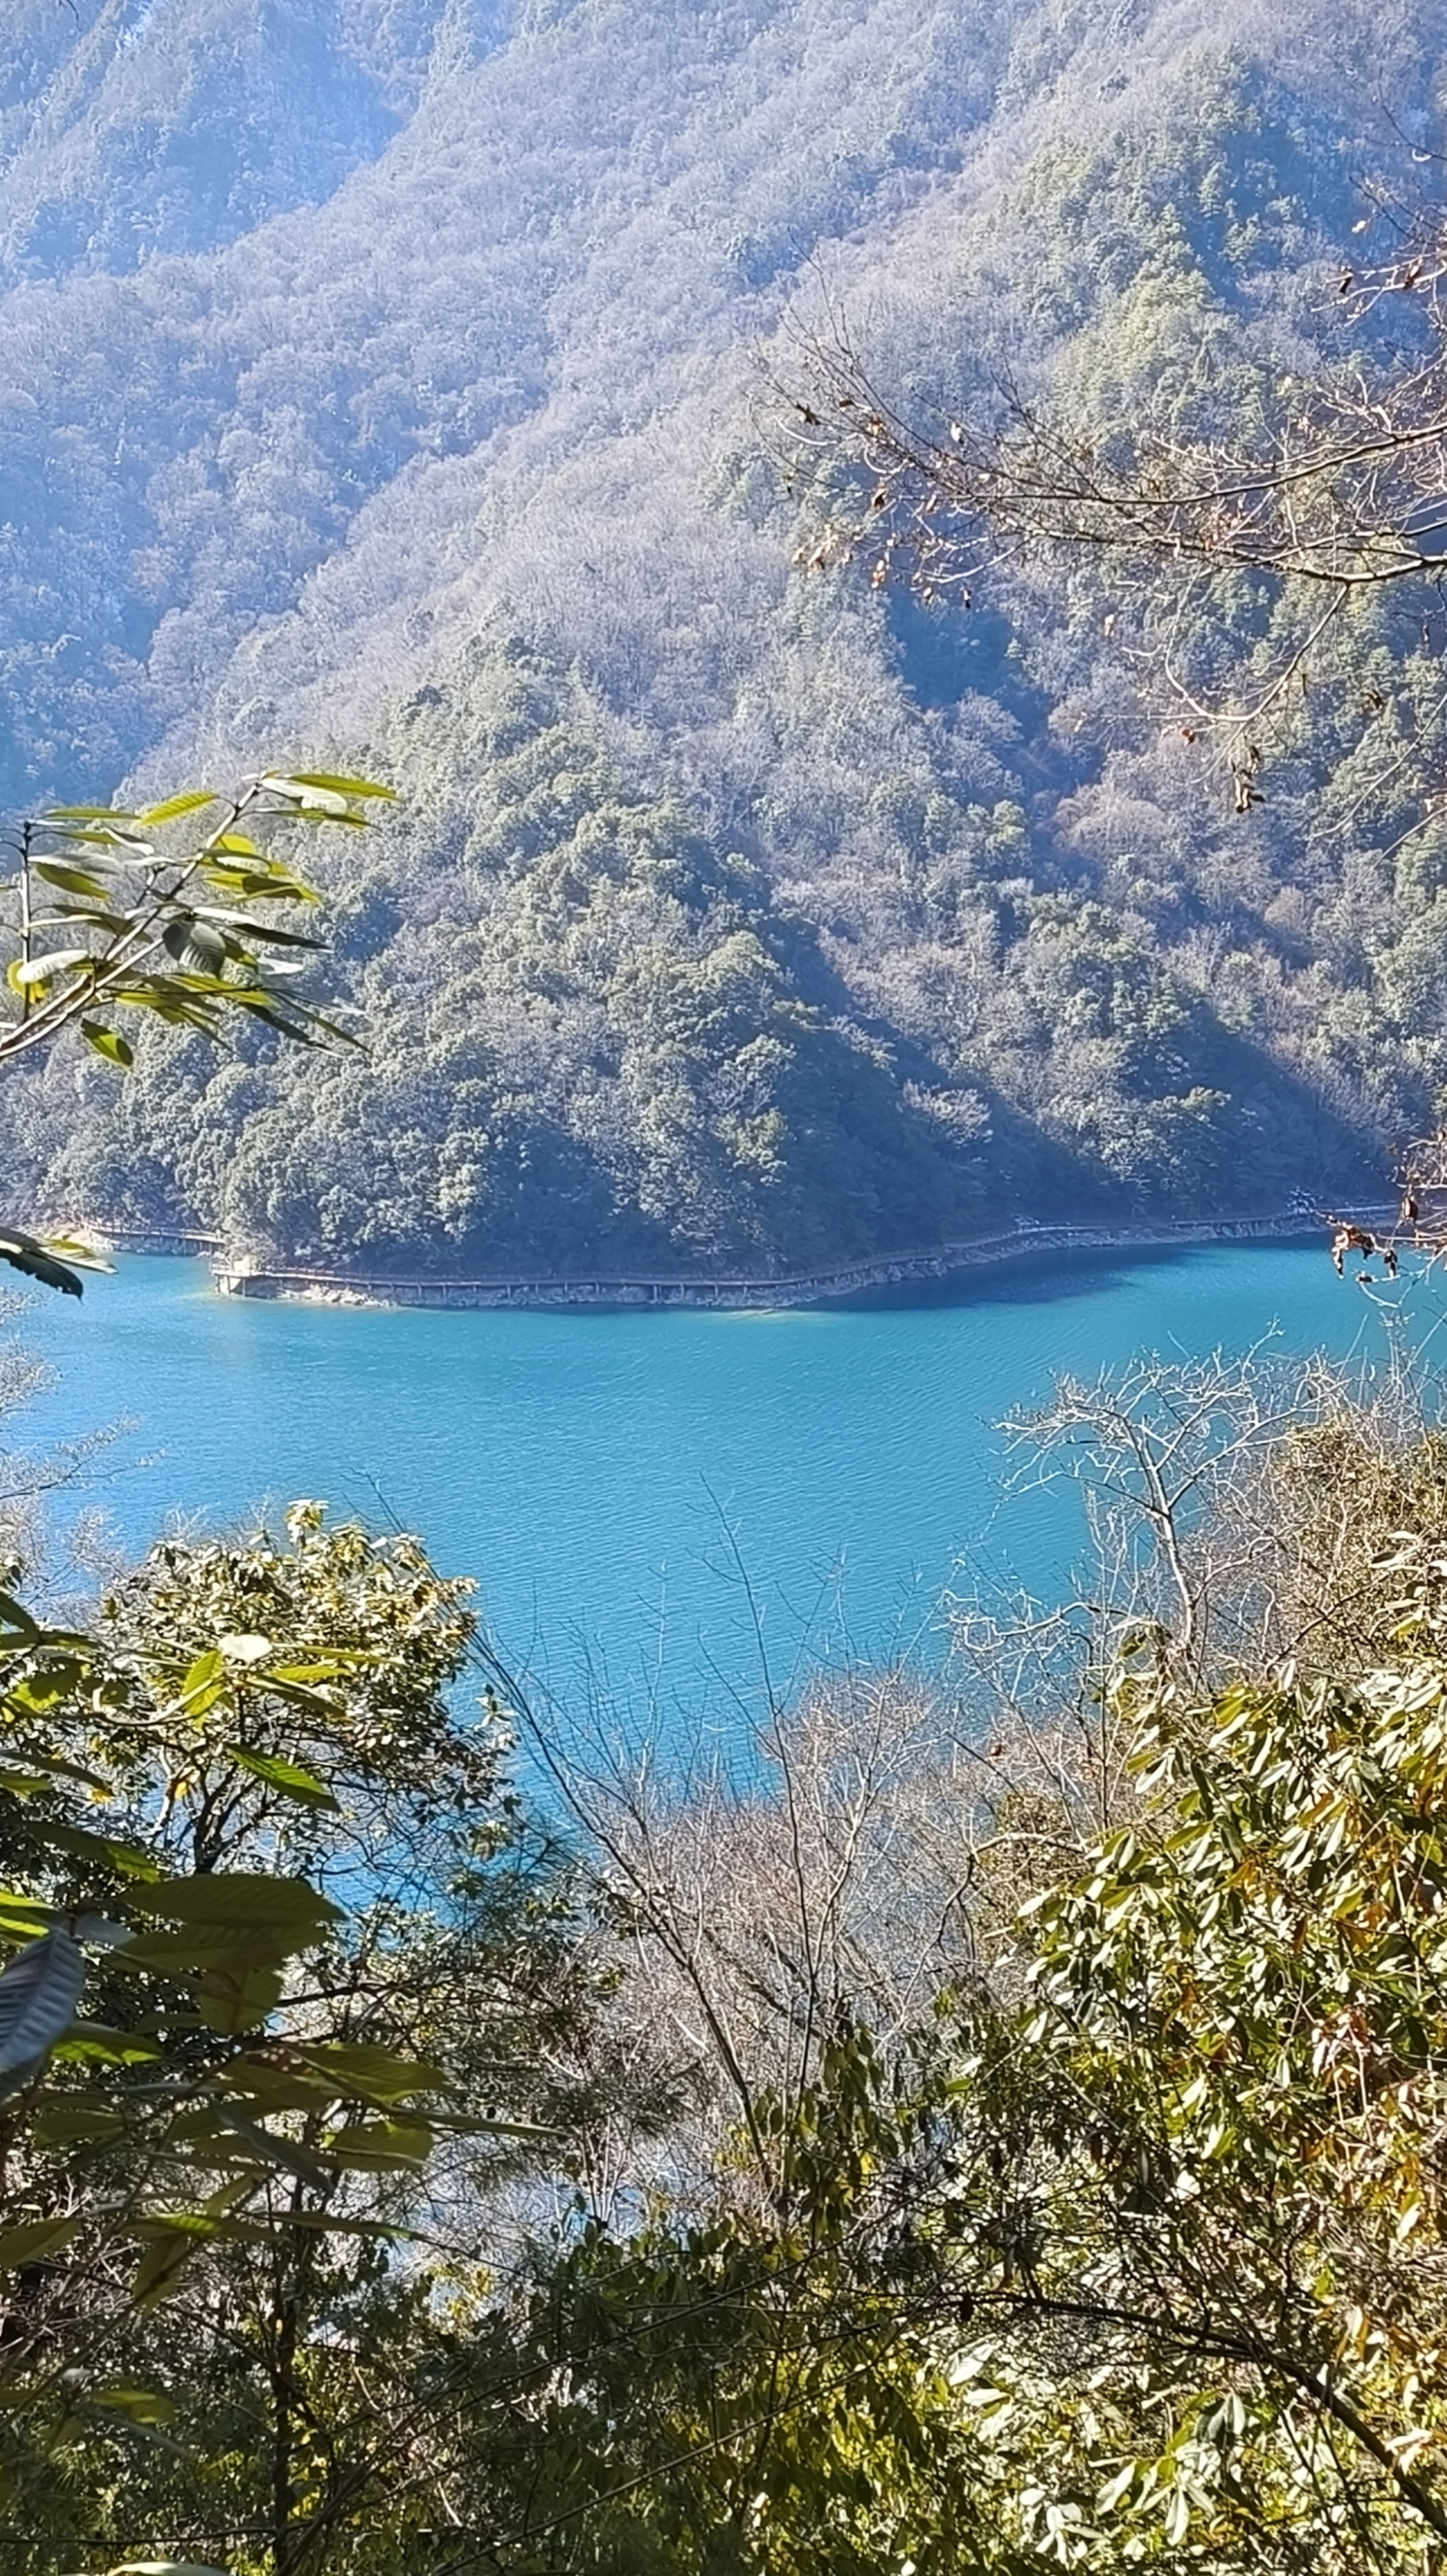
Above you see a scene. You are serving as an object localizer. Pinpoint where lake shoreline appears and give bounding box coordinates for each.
[72,1209,1358,1312]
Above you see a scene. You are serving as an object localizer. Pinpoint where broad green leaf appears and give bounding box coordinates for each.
[174,1647,227,1717]
[0,1896,54,1941]
[53,2025,162,2067]
[42,1822,159,1877]
[0,2213,82,2267]
[39,805,139,821]
[211,2103,332,2187]
[88,2385,175,2426]
[216,2059,353,2113]
[6,1658,90,1708]
[286,771,396,799]
[292,2041,449,2104]
[31,2102,126,2146]
[80,1020,133,1068]
[129,2228,199,2308]
[0,1927,85,2073]
[195,1964,283,2035]
[211,831,263,856]
[199,862,314,901]
[34,862,116,896]
[224,1745,336,1807]
[117,1926,301,1975]
[326,2117,433,2170]
[128,1872,340,1934]
[137,790,219,824]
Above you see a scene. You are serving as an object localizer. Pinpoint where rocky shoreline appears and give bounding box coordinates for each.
[63,1211,1353,1312]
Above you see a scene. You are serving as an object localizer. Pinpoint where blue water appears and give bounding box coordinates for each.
[10,1244,1412,1739]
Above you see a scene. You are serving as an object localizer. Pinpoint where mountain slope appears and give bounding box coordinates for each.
[0,0,1440,1268]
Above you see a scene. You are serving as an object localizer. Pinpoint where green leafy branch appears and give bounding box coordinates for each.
[0,768,392,1296]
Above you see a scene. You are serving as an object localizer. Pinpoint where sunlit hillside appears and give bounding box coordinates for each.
[2,0,1441,1269]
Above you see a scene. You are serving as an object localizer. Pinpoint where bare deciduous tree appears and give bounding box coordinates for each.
[781,222,1447,798]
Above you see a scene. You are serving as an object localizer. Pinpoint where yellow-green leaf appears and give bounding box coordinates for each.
[137,791,220,825]
[80,1020,133,1068]
[285,772,396,800]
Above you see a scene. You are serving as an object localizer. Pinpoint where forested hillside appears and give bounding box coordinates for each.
[1,0,1442,1270]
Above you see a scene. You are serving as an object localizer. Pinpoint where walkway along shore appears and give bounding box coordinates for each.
[66,1210,1368,1311]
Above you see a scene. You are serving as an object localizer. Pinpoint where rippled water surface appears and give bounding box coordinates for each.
[17,1244,1412,1737]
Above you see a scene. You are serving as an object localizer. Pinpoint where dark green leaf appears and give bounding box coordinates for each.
[0,2213,82,2267]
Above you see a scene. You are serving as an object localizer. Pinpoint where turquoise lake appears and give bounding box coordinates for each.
[10,1243,1422,1745]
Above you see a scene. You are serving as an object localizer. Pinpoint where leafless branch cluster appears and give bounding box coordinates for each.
[785,224,1447,596]
[774,222,1447,803]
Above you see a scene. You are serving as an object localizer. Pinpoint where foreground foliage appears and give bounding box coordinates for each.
[465,1425,1447,2573]
[0,1502,609,2573]
[17,1370,1447,2569]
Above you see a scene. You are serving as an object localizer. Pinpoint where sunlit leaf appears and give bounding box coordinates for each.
[88,2384,176,2426]
[80,1020,133,1068]
[260,773,349,814]
[9,950,92,990]
[191,908,324,948]
[285,771,396,799]
[33,862,117,896]
[137,790,220,825]
[224,1745,336,1807]
[53,2025,162,2067]
[174,1647,227,1717]
[215,1633,272,1663]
